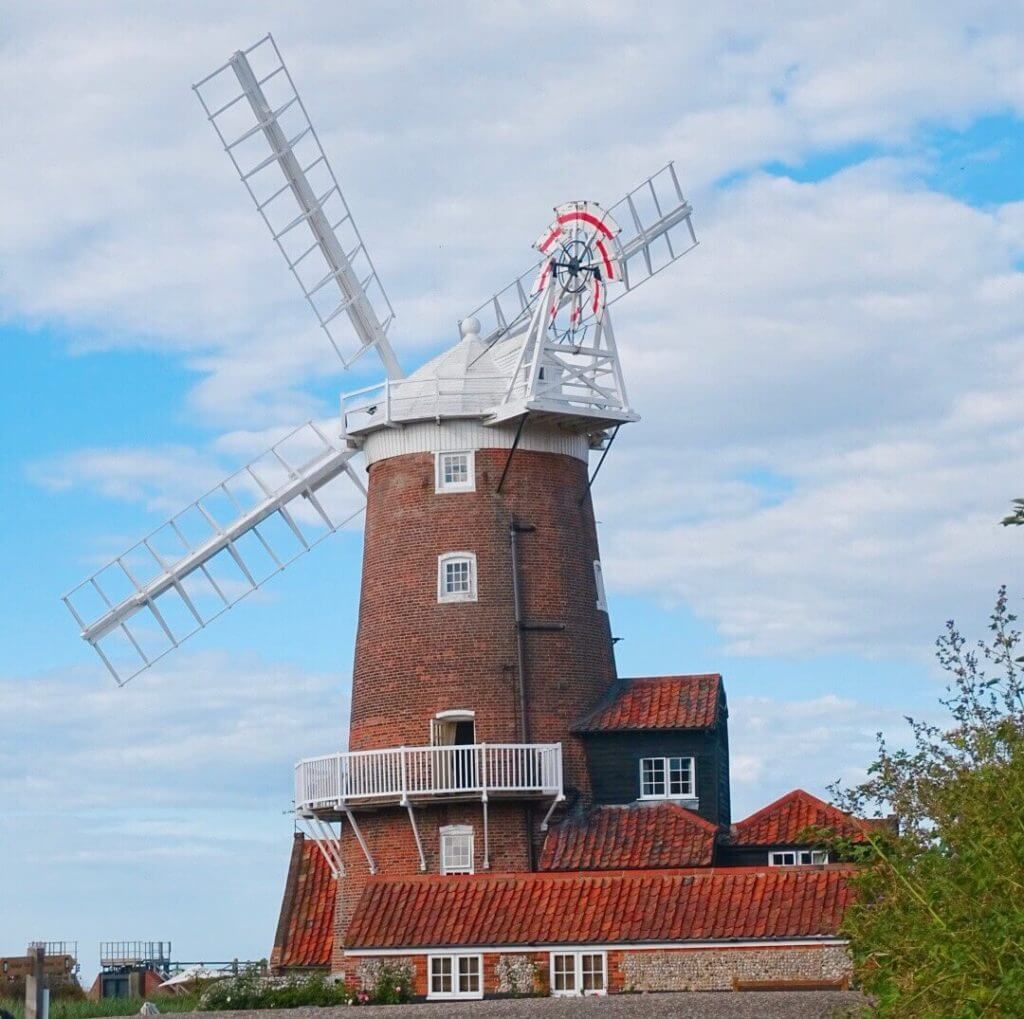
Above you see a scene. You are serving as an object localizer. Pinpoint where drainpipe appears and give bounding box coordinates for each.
[509,515,536,870]
[509,517,532,744]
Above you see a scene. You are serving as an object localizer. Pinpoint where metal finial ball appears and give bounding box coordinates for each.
[460,317,481,340]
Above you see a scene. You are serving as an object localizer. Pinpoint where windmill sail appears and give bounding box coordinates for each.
[193,35,403,379]
[63,423,366,685]
[465,162,697,349]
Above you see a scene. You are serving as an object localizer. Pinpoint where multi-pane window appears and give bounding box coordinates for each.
[550,952,606,996]
[769,849,829,866]
[436,451,475,493]
[430,956,452,996]
[580,954,605,993]
[458,956,481,996]
[639,756,694,799]
[428,954,482,999]
[438,552,477,603]
[440,825,474,874]
[551,953,576,995]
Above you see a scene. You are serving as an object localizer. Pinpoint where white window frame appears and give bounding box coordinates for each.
[439,824,474,875]
[593,560,608,612]
[769,849,830,867]
[639,756,695,800]
[549,951,607,997]
[435,450,475,493]
[438,552,477,603]
[427,953,483,1000]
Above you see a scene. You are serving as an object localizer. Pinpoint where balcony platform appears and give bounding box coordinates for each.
[296,742,563,816]
[294,743,564,876]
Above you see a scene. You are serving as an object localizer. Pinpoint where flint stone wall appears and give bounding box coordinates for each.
[618,945,852,991]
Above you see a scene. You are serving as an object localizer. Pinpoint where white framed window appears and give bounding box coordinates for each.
[428,954,482,999]
[440,825,474,874]
[593,560,607,612]
[438,552,477,603]
[435,450,475,493]
[549,951,606,996]
[769,849,829,866]
[639,756,694,799]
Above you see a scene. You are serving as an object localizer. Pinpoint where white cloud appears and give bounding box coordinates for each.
[595,164,1024,657]
[0,650,349,814]
[727,693,903,817]
[5,3,1024,430]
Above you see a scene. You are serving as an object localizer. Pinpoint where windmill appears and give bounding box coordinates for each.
[62,34,698,688]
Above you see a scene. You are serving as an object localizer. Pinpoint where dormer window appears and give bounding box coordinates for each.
[438,552,477,603]
[769,849,829,866]
[436,451,475,493]
[640,756,694,800]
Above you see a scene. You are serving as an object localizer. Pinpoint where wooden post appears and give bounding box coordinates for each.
[25,947,45,1019]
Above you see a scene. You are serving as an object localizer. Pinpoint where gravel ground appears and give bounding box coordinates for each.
[169,993,867,1018]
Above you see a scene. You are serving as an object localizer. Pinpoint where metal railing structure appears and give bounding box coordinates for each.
[296,742,562,811]
[295,742,564,877]
[99,942,172,970]
[27,942,77,959]
[341,375,512,436]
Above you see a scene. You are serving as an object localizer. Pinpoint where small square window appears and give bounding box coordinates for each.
[440,825,474,874]
[436,451,475,493]
[438,553,477,603]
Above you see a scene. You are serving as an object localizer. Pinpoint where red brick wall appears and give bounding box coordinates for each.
[333,802,534,970]
[350,446,617,766]
[335,442,619,967]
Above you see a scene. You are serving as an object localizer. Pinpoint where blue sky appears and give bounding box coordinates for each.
[3,1,1023,985]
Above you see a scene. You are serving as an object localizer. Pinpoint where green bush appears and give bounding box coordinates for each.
[197,971,361,1010]
[829,588,1024,1016]
[363,961,412,1005]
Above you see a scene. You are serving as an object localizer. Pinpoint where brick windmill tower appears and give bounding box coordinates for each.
[62,36,697,972]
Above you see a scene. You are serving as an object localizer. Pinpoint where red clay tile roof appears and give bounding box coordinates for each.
[540,803,718,871]
[345,867,854,949]
[272,835,336,969]
[730,789,867,846]
[573,674,723,732]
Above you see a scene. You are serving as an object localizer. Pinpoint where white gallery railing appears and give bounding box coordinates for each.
[340,375,517,435]
[295,742,563,811]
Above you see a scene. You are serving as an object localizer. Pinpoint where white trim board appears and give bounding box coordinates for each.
[344,938,849,957]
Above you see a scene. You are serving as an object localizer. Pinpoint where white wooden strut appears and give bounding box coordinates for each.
[490,271,635,426]
[226,50,403,379]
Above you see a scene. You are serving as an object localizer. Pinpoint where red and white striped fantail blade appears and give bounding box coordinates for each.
[532,201,622,329]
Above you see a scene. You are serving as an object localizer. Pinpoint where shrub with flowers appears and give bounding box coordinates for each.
[198,970,355,1010]
[353,959,414,1004]
[495,955,539,996]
